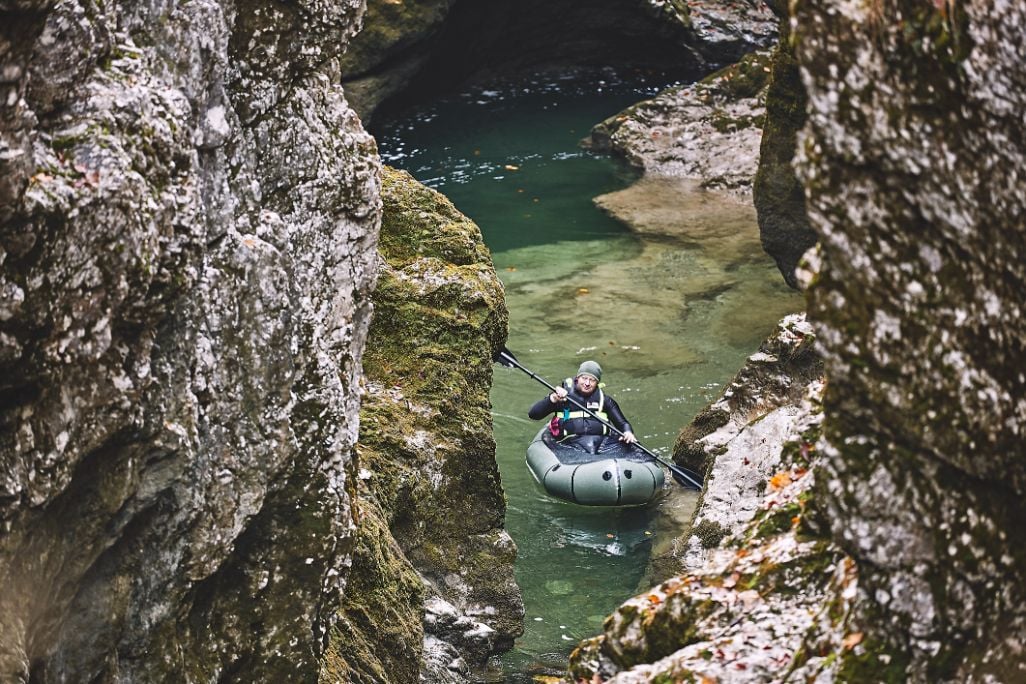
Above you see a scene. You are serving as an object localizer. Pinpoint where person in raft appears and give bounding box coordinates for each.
[528,360,638,453]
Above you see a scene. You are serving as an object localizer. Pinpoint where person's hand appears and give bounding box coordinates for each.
[620,431,637,444]
[549,387,568,403]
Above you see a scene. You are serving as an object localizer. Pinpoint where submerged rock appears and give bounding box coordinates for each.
[322,167,523,682]
[0,1,379,681]
[570,2,1026,682]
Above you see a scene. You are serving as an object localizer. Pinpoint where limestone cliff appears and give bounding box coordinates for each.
[323,168,523,683]
[795,0,1026,678]
[0,1,380,681]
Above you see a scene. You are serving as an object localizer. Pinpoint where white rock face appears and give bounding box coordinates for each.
[0,1,380,681]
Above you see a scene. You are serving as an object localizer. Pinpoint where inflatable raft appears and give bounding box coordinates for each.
[526,428,665,506]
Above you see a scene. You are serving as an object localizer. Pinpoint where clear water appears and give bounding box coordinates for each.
[373,68,803,681]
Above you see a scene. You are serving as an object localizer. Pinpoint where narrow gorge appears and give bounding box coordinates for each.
[2,1,1024,683]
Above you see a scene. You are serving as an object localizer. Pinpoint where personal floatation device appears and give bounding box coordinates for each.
[549,377,609,439]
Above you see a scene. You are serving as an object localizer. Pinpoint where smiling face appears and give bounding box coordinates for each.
[576,374,598,395]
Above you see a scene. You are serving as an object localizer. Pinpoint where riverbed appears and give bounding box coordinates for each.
[372,68,802,680]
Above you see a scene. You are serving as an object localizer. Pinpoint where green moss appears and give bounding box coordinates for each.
[836,634,910,683]
[692,519,729,549]
[700,50,773,100]
[330,165,515,678]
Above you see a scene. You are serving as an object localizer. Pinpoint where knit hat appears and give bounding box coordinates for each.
[576,360,602,381]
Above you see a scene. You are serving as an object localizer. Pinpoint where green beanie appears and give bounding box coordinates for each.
[576,360,602,381]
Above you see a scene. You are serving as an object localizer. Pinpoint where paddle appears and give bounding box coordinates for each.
[493,346,703,490]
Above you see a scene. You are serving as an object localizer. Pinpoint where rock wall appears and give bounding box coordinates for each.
[794,0,1026,679]
[752,2,817,288]
[322,168,522,683]
[0,1,380,681]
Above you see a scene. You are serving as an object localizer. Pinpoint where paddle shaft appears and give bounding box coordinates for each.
[497,350,702,489]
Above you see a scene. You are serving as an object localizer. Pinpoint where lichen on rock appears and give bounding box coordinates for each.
[792,0,1026,678]
[1,1,379,681]
[322,167,523,683]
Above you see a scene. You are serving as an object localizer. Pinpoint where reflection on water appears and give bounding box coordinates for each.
[373,69,803,680]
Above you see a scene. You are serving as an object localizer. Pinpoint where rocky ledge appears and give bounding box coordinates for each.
[566,315,907,682]
[587,49,772,196]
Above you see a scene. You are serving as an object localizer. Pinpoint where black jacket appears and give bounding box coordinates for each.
[528,379,633,437]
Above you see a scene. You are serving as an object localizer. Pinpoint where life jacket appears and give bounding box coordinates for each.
[557,377,608,438]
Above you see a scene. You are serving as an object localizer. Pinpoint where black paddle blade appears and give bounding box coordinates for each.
[668,465,703,490]
[493,345,519,368]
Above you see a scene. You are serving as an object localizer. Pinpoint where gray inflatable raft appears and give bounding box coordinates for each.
[526,428,665,506]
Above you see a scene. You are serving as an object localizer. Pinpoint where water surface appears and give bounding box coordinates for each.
[373,69,802,680]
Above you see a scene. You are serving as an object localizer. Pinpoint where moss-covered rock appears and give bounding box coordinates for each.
[752,3,818,289]
[323,167,523,682]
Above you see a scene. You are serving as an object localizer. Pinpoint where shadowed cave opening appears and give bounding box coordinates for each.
[360,0,729,121]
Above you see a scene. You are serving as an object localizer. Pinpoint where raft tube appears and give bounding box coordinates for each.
[526,428,665,506]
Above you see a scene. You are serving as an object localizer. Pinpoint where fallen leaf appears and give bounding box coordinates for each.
[647,594,662,605]
[769,471,793,490]
[842,632,864,650]
[606,533,615,538]
[577,288,590,295]
[506,266,517,272]
[504,164,519,171]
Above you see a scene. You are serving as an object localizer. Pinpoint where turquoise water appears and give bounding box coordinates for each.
[373,69,802,680]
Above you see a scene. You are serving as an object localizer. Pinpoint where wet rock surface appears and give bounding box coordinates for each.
[322,167,523,683]
[0,1,380,681]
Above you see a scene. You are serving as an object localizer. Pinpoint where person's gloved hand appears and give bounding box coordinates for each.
[549,387,568,403]
[620,431,637,444]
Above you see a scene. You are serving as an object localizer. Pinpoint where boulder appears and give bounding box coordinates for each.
[322,167,523,682]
